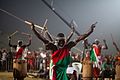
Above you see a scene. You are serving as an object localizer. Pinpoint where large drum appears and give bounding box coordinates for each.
[82,61,93,80]
[13,59,27,78]
[115,64,120,80]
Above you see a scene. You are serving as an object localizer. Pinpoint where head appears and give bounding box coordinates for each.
[56,33,65,47]
[18,40,23,46]
[95,39,100,45]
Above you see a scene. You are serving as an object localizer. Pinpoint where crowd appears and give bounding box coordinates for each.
[0,39,120,80]
[0,19,120,80]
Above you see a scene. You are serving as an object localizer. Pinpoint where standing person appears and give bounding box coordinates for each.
[27,51,35,72]
[101,56,113,79]
[0,48,2,71]
[7,50,13,72]
[1,49,7,71]
[90,39,108,78]
[30,22,96,80]
[8,34,32,80]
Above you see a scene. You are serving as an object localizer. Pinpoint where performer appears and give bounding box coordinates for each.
[90,39,108,78]
[30,22,96,80]
[112,39,120,80]
[101,56,113,79]
[8,33,32,80]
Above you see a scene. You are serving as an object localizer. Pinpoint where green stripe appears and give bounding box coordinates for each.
[90,49,97,62]
[55,55,72,80]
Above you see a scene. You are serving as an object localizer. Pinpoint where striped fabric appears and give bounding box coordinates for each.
[52,47,72,80]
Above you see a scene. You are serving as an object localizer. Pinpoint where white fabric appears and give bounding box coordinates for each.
[22,48,28,60]
[16,46,28,60]
[66,67,76,74]
[72,62,82,80]
[1,52,7,60]
[72,62,82,74]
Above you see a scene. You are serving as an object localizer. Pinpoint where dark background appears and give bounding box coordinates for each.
[0,0,120,55]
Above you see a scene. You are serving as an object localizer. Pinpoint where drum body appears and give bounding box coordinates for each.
[13,59,27,78]
[115,65,120,80]
[82,61,93,80]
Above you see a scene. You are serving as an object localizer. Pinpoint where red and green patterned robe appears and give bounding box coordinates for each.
[52,46,72,80]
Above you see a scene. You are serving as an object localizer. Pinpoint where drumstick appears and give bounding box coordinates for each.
[0,8,44,30]
[43,19,48,28]
[25,21,44,30]
[21,32,30,36]
[9,31,18,37]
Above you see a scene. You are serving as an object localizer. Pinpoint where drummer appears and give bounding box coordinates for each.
[8,34,32,80]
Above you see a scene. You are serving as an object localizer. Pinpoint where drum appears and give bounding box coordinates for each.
[115,64,120,80]
[82,61,93,80]
[13,59,27,78]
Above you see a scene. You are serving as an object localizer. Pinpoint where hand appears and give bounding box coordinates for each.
[91,22,97,30]
[8,36,11,40]
[26,20,35,30]
[43,26,48,32]
[30,23,35,30]
[91,24,96,30]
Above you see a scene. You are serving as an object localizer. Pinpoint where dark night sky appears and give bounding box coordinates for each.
[0,0,120,55]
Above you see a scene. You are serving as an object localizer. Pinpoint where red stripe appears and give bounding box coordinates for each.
[52,67,57,80]
[93,44,100,56]
[52,47,69,64]
[16,47,24,58]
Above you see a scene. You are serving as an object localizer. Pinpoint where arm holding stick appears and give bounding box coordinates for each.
[8,31,18,47]
[113,41,120,52]
[111,34,120,52]
[25,34,32,46]
[30,22,49,44]
[102,39,108,49]
[75,22,97,43]
[66,22,96,49]
[25,20,44,30]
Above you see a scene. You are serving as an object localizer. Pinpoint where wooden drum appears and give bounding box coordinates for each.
[82,61,93,80]
[13,59,27,78]
[115,64,120,80]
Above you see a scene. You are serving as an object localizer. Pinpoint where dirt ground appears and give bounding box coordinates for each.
[0,72,46,80]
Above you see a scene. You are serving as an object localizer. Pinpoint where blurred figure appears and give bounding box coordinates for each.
[91,39,108,78]
[8,34,32,80]
[0,48,2,71]
[101,56,113,79]
[27,51,35,72]
[1,49,7,71]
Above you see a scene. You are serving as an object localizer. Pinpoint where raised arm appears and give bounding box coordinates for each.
[31,23,49,44]
[75,23,96,43]
[26,35,32,46]
[66,23,96,49]
[8,36,13,47]
[102,39,108,49]
[8,36,16,48]
[113,41,120,52]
